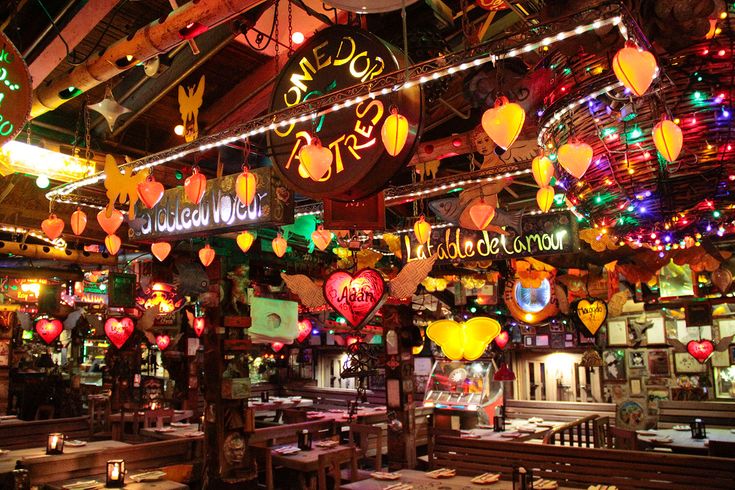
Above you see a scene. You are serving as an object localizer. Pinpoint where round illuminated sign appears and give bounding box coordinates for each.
[268,26,423,201]
[0,33,32,147]
[504,277,558,324]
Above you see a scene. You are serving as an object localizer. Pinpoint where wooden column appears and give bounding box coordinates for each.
[382,304,416,470]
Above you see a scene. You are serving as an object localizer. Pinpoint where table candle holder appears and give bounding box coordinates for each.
[297,429,312,450]
[46,433,64,454]
[690,418,707,439]
[512,465,533,490]
[106,459,126,488]
[12,468,30,490]
[493,415,505,432]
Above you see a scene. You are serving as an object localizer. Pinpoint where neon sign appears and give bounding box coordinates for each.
[135,282,185,314]
[0,33,31,148]
[323,268,387,329]
[403,212,578,264]
[131,168,293,240]
[268,26,423,201]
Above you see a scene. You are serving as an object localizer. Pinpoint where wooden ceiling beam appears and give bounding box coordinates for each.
[28,0,120,89]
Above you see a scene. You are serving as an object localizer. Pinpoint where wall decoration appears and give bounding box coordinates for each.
[426,317,501,361]
[178,74,205,142]
[627,314,653,346]
[647,350,670,377]
[617,400,645,429]
[572,298,607,335]
[135,282,185,315]
[131,168,293,241]
[88,87,131,131]
[104,317,135,349]
[630,378,642,396]
[323,269,387,329]
[686,339,714,364]
[268,25,423,201]
[249,294,299,343]
[403,211,577,264]
[35,318,63,344]
[674,352,707,374]
[710,349,730,368]
[628,349,646,369]
[0,31,33,148]
[645,316,667,345]
[647,388,669,411]
[602,349,626,382]
[103,155,149,219]
[504,275,558,325]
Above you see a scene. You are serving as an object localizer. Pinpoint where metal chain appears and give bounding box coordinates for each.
[71,104,82,158]
[84,99,92,161]
[287,0,293,56]
[26,121,31,145]
[274,0,280,71]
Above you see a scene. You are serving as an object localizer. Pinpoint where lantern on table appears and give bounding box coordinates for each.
[512,466,533,490]
[106,459,126,487]
[297,429,312,450]
[46,432,64,454]
[690,418,707,439]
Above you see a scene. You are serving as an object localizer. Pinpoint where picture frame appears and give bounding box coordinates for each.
[602,349,626,382]
[645,316,667,345]
[630,378,642,395]
[674,352,707,374]
[711,349,730,368]
[647,349,671,377]
[730,345,735,365]
[647,388,669,410]
[628,349,646,370]
[535,334,549,347]
[0,339,9,367]
[718,319,735,339]
[607,319,628,346]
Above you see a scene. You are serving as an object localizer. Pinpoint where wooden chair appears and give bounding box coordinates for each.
[250,443,275,490]
[542,415,597,447]
[35,404,55,420]
[348,424,383,471]
[609,426,640,450]
[119,402,143,442]
[88,395,111,437]
[708,440,735,458]
[282,408,308,424]
[593,416,611,448]
[144,409,174,428]
[317,446,358,490]
[160,463,194,484]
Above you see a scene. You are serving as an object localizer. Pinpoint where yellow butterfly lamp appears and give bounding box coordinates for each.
[426,317,501,361]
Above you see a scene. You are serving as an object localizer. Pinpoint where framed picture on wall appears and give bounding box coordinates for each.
[674,352,707,374]
[607,320,628,346]
[645,317,667,345]
[628,349,646,369]
[730,345,735,365]
[630,378,642,395]
[603,349,626,382]
[647,350,671,377]
[0,339,9,367]
[711,349,730,368]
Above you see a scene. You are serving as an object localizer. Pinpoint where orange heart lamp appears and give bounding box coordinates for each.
[481,96,525,150]
[536,186,555,213]
[70,208,87,236]
[469,199,496,229]
[531,154,554,188]
[413,216,432,244]
[137,176,165,209]
[299,137,332,181]
[184,167,207,204]
[652,118,683,163]
[151,242,172,261]
[236,168,257,206]
[272,233,288,257]
[237,231,255,253]
[97,208,124,235]
[105,234,122,255]
[311,226,332,251]
[558,141,593,179]
[612,41,657,97]
[41,214,65,240]
[199,244,215,267]
[381,107,409,156]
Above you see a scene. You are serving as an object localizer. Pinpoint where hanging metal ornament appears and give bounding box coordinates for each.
[87,86,131,131]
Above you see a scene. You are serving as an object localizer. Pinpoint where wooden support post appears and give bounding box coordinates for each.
[382,304,416,470]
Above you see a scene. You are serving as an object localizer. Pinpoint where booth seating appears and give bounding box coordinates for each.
[505,400,616,423]
[23,439,200,486]
[430,434,735,489]
[658,401,735,428]
[0,416,90,450]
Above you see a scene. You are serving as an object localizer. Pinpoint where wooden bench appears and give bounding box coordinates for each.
[0,416,90,450]
[658,401,735,428]
[24,439,199,486]
[432,435,735,489]
[505,400,616,423]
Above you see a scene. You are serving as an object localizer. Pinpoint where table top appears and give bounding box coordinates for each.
[0,441,131,475]
[270,442,349,472]
[340,469,577,489]
[456,419,563,443]
[306,406,388,423]
[110,410,193,423]
[249,397,314,411]
[638,427,735,452]
[140,424,204,440]
[49,476,188,489]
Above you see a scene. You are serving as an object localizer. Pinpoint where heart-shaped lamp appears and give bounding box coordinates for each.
[574,298,607,335]
[469,199,496,229]
[184,167,207,204]
[105,317,134,349]
[652,119,683,163]
[536,186,555,213]
[41,214,64,240]
[687,339,714,363]
[297,319,312,343]
[324,269,387,329]
[612,41,657,97]
[299,137,332,181]
[151,242,172,261]
[192,317,205,337]
[311,226,332,251]
[481,96,525,150]
[97,209,124,235]
[272,342,285,353]
[70,208,87,236]
[381,107,409,156]
[531,154,554,188]
[237,231,255,253]
[104,234,122,255]
[494,330,510,350]
[156,334,171,350]
[199,244,215,267]
[272,233,287,257]
[558,142,593,179]
[36,318,63,344]
[413,216,431,245]
[137,176,165,209]
[236,168,258,206]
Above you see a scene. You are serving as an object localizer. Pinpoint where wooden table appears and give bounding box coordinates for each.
[140,424,203,441]
[638,427,735,453]
[0,440,131,476]
[270,442,349,489]
[341,469,577,489]
[110,410,194,440]
[48,477,188,489]
[308,406,388,424]
[250,397,314,411]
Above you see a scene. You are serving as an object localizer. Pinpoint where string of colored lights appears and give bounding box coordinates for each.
[0,225,67,249]
[46,12,629,209]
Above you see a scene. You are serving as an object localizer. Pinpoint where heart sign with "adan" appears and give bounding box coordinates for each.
[323,269,387,329]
